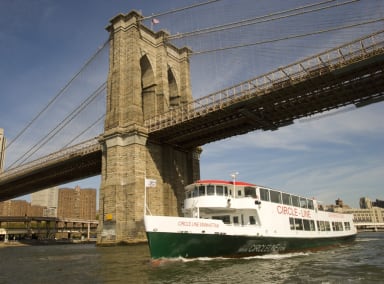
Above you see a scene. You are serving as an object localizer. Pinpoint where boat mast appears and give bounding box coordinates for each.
[231,172,239,198]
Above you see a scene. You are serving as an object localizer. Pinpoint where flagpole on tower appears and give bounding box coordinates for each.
[144,178,147,216]
[144,177,157,216]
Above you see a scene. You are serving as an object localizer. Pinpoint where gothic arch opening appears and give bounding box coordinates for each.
[168,67,180,107]
[140,55,156,120]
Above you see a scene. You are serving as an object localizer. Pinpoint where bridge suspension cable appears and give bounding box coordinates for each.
[8,81,107,169]
[145,29,384,132]
[192,17,384,55]
[5,40,109,151]
[169,0,356,40]
[62,114,105,149]
[142,0,222,20]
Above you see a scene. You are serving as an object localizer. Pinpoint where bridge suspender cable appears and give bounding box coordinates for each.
[192,18,384,55]
[7,2,221,166]
[141,0,222,20]
[7,1,217,152]
[62,114,105,149]
[8,82,107,169]
[5,40,109,151]
[169,0,348,40]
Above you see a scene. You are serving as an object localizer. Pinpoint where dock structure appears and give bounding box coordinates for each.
[0,216,98,241]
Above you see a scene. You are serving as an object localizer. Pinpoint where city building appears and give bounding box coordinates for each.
[346,207,384,223]
[331,197,384,230]
[360,197,373,209]
[57,186,96,220]
[326,198,351,212]
[31,187,59,217]
[0,200,45,216]
[372,199,384,208]
[0,186,96,220]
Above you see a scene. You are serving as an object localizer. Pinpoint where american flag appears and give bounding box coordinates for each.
[151,18,160,25]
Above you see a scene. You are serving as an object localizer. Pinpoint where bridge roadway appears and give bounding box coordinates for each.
[146,30,384,147]
[0,30,383,201]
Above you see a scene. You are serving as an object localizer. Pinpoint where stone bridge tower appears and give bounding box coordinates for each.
[97,11,201,244]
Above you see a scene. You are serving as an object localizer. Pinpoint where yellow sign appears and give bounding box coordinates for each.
[105,213,113,220]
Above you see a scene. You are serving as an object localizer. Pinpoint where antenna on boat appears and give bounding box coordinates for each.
[230,172,239,197]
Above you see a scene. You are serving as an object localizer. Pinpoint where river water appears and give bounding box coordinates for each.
[0,232,382,284]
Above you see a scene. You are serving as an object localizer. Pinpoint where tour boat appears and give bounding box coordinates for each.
[144,179,357,259]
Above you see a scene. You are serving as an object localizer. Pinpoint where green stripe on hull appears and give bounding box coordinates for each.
[146,232,356,259]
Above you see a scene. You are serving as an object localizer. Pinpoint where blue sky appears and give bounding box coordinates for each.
[0,0,383,208]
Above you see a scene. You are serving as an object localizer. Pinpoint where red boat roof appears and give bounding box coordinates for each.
[194,180,255,186]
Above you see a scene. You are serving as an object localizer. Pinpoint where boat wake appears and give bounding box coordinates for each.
[242,252,310,260]
[356,238,381,242]
[150,252,310,266]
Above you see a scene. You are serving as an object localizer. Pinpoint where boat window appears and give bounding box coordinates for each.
[318,221,325,231]
[289,217,295,230]
[300,197,307,208]
[207,184,215,195]
[244,187,257,198]
[303,219,311,231]
[224,186,229,196]
[192,187,199,197]
[294,218,303,230]
[233,216,239,224]
[259,188,270,201]
[291,195,300,207]
[212,215,230,224]
[282,193,291,205]
[325,221,331,231]
[332,221,344,231]
[249,216,256,225]
[307,199,314,210]
[310,220,316,231]
[270,190,282,204]
[344,222,351,230]
[216,185,224,196]
[198,185,206,196]
[237,190,242,197]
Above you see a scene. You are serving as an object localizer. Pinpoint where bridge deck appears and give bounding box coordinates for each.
[145,31,384,147]
[0,139,101,201]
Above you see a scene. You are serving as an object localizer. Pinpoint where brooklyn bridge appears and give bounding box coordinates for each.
[0,1,383,244]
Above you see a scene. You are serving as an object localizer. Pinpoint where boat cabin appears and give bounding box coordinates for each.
[183,180,318,227]
[182,180,354,234]
[184,180,316,209]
